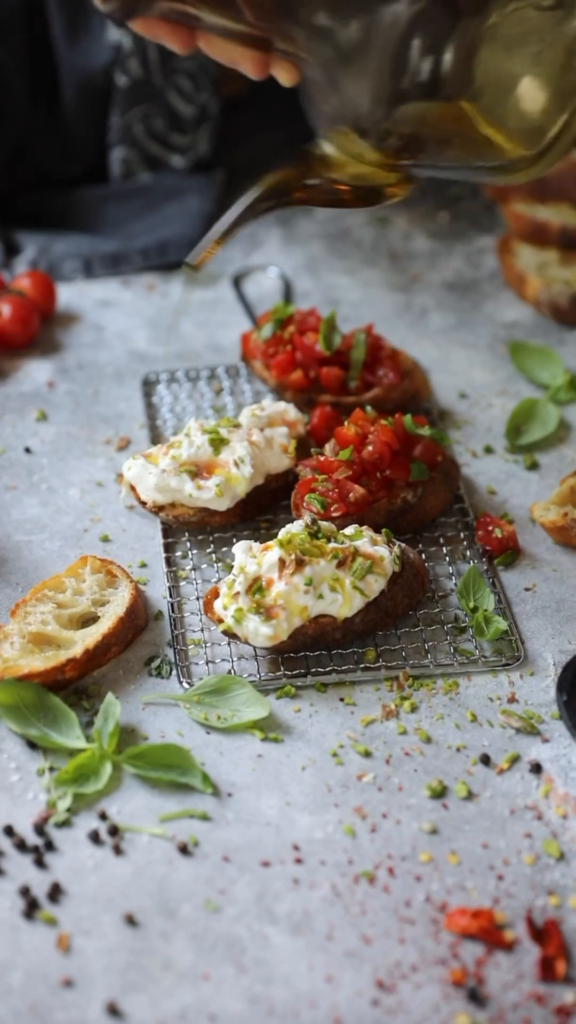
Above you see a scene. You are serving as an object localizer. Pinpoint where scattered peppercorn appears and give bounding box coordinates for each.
[3,825,15,838]
[33,851,47,870]
[105,1000,123,1018]
[107,823,120,838]
[467,985,487,1008]
[43,837,56,853]
[176,841,189,856]
[97,809,109,822]
[18,885,31,899]
[30,844,43,856]
[33,822,46,838]
[22,895,40,919]
[111,841,123,857]
[47,882,63,904]
[12,835,29,853]
[529,760,543,775]
[60,976,74,988]
[123,912,138,927]
[479,753,491,767]
[87,829,102,846]
[23,446,33,454]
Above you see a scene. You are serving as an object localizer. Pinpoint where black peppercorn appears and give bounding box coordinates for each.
[47,882,63,903]
[112,841,123,857]
[33,822,46,838]
[123,912,138,927]
[87,829,102,846]
[43,837,56,853]
[479,752,491,767]
[32,851,47,870]
[12,835,28,853]
[18,884,31,899]
[529,760,543,775]
[466,985,486,1008]
[107,823,119,838]
[176,841,189,856]
[105,1000,123,1018]
[97,809,109,822]
[3,825,15,838]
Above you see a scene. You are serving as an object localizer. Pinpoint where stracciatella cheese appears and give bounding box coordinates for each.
[213,518,399,647]
[122,400,305,511]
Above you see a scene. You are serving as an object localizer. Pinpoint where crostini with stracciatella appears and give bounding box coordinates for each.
[121,399,307,527]
[241,304,430,414]
[292,405,459,535]
[203,516,429,654]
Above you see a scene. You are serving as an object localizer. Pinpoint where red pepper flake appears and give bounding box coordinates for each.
[443,907,516,950]
[449,965,468,987]
[260,860,271,868]
[526,913,568,982]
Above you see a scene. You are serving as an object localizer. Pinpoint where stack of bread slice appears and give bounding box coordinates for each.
[486,153,576,325]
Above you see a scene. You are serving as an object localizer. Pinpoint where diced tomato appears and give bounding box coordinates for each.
[284,368,311,390]
[333,424,362,451]
[308,405,343,448]
[373,421,400,451]
[360,439,393,471]
[314,454,344,476]
[412,438,445,469]
[348,407,374,435]
[387,454,411,483]
[318,365,347,394]
[475,513,520,559]
[336,478,371,512]
[269,350,296,380]
[293,331,321,362]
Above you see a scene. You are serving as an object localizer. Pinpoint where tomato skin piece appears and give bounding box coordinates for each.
[333,424,362,451]
[269,350,296,380]
[0,293,41,349]
[10,270,56,320]
[475,513,520,557]
[308,405,343,448]
[318,365,347,394]
[412,438,445,469]
[336,478,371,511]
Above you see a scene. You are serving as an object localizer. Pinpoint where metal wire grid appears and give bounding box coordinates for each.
[142,364,523,689]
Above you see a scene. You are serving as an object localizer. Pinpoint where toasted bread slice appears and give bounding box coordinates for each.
[129,468,296,528]
[204,543,429,654]
[291,455,460,535]
[0,556,148,690]
[531,471,576,548]
[244,350,431,415]
[500,200,576,249]
[484,153,576,206]
[498,235,576,325]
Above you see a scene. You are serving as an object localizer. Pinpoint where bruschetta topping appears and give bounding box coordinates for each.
[295,407,449,520]
[212,517,400,647]
[241,305,404,397]
[122,400,305,512]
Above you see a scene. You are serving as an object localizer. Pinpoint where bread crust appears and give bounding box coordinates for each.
[129,468,296,527]
[243,350,431,414]
[0,556,148,691]
[203,543,429,654]
[483,154,576,206]
[531,471,576,548]
[291,454,459,535]
[500,201,576,250]
[497,235,576,326]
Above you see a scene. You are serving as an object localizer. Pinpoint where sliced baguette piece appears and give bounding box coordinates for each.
[500,200,576,249]
[204,543,429,655]
[243,349,431,415]
[531,471,576,548]
[0,556,148,690]
[498,235,576,325]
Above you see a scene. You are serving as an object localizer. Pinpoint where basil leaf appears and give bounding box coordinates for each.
[258,302,295,341]
[505,397,561,449]
[347,330,367,386]
[402,414,449,447]
[337,446,354,461]
[53,748,113,795]
[499,709,540,734]
[121,744,215,792]
[471,609,508,641]
[456,566,494,617]
[509,340,566,389]
[547,371,576,405]
[318,311,342,355]
[494,549,519,568]
[0,679,88,751]
[93,692,120,753]
[409,460,430,482]
[304,493,327,513]
[144,675,271,730]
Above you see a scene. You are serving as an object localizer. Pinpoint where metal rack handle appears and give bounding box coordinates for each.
[232,265,294,327]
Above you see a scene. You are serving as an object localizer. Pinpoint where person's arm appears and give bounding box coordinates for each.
[129,16,300,87]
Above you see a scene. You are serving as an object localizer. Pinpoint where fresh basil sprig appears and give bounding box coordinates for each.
[143,675,271,731]
[402,414,449,447]
[509,340,569,390]
[0,681,216,814]
[318,311,342,355]
[506,340,575,450]
[505,397,561,450]
[456,566,508,642]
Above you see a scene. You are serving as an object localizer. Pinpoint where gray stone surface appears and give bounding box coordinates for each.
[2,184,576,1023]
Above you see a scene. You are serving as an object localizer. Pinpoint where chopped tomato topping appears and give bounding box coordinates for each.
[475,513,520,561]
[526,914,568,983]
[295,406,448,520]
[444,907,516,950]
[241,305,404,398]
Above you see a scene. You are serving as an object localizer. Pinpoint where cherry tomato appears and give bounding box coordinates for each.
[318,365,347,394]
[475,513,520,558]
[10,270,56,320]
[308,405,343,448]
[269,350,296,380]
[0,293,41,349]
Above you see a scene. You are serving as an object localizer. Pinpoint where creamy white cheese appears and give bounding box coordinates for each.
[213,518,399,647]
[122,400,306,511]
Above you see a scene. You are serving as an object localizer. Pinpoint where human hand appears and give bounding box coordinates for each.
[129,16,300,87]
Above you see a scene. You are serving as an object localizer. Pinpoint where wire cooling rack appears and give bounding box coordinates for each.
[142,363,523,689]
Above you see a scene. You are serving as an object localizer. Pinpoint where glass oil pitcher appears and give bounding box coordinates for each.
[94,0,576,268]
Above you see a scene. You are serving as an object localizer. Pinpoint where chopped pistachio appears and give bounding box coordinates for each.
[351,742,372,758]
[417,729,431,744]
[34,408,48,422]
[425,778,446,799]
[314,682,327,693]
[495,751,520,774]
[447,851,461,866]
[523,708,544,724]
[539,783,551,799]
[499,709,540,734]
[99,533,111,542]
[419,820,437,834]
[36,909,58,926]
[137,559,147,568]
[342,824,356,838]
[396,722,407,735]
[359,715,378,727]
[343,695,356,706]
[454,780,471,800]
[466,710,478,723]
[418,851,433,863]
[275,685,296,700]
[542,837,563,861]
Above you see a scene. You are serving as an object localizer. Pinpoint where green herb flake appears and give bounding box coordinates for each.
[454,780,472,800]
[36,909,58,926]
[342,824,356,838]
[495,751,520,774]
[318,311,342,355]
[550,710,561,720]
[34,408,48,422]
[343,695,356,706]
[425,778,446,799]
[420,820,437,834]
[153,609,165,622]
[542,837,563,861]
[410,460,430,483]
[351,742,372,757]
[483,444,495,454]
[158,808,210,822]
[466,710,478,723]
[417,729,431,744]
[397,722,407,735]
[99,533,111,543]
[145,653,174,679]
[523,452,539,471]
[347,329,367,387]
[314,682,327,693]
[275,684,296,700]
[135,576,149,586]
[137,559,147,568]
[203,899,221,913]
[499,709,540,734]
